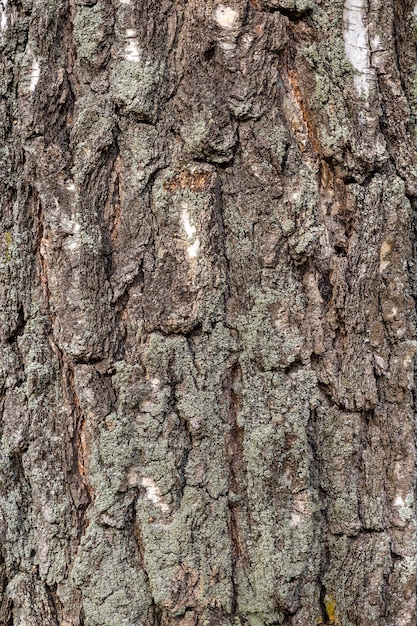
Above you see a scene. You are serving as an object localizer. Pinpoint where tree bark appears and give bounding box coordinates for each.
[1,0,417,624]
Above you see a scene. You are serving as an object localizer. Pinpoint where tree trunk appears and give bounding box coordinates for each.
[1,0,417,624]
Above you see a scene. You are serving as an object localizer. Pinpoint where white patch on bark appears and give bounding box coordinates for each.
[141,477,169,513]
[343,0,373,97]
[414,4,417,16]
[394,495,404,507]
[181,209,196,239]
[214,5,238,30]
[374,354,386,372]
[213,5,239,56]
[393,492,414,521]
[389,306,398,319]
[65,222,82,251]
[59,218,78,234]
[290,513,301,528]
[187,238,200,258]
[30,59,40,92]
[66,240,80,251]
[180,206,200,258]
[125,38,140,63]
[150,378,160,392]
[241,33,253,48]
[402,340,417,369]
[0,0,7,34]
[219,41,236,52]
[379,240,391,273]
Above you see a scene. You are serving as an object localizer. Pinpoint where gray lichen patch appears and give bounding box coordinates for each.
[73,1,113,70]
[71,522,153,626]
[109,53,166,121]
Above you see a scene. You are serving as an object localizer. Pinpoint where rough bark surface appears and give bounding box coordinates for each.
[1,0,417,624]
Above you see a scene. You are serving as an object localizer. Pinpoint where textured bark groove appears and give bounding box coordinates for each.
[2,0,417,624]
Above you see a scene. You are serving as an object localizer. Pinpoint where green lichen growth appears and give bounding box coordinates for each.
[73,2,111,68]
[109,54,165,121]
[300,5,355,157]
[398,491,415,522]
[70,522,152,626]
[179,112,237,163]
[398,555,417,584]
[183,117,208,156]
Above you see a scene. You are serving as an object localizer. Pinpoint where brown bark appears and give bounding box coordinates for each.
[1,0,417,624]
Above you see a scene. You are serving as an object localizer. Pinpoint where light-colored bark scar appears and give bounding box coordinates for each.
[0,0,7,34]
[213,5,240,56]
[125,42,140,63]
[214,5,238,30]
[125,30,140,62]
[379,240,392,272]
[343,0,373,98]
[141,477,170,513]
[30,59,40,92]
[180,204,200,258]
